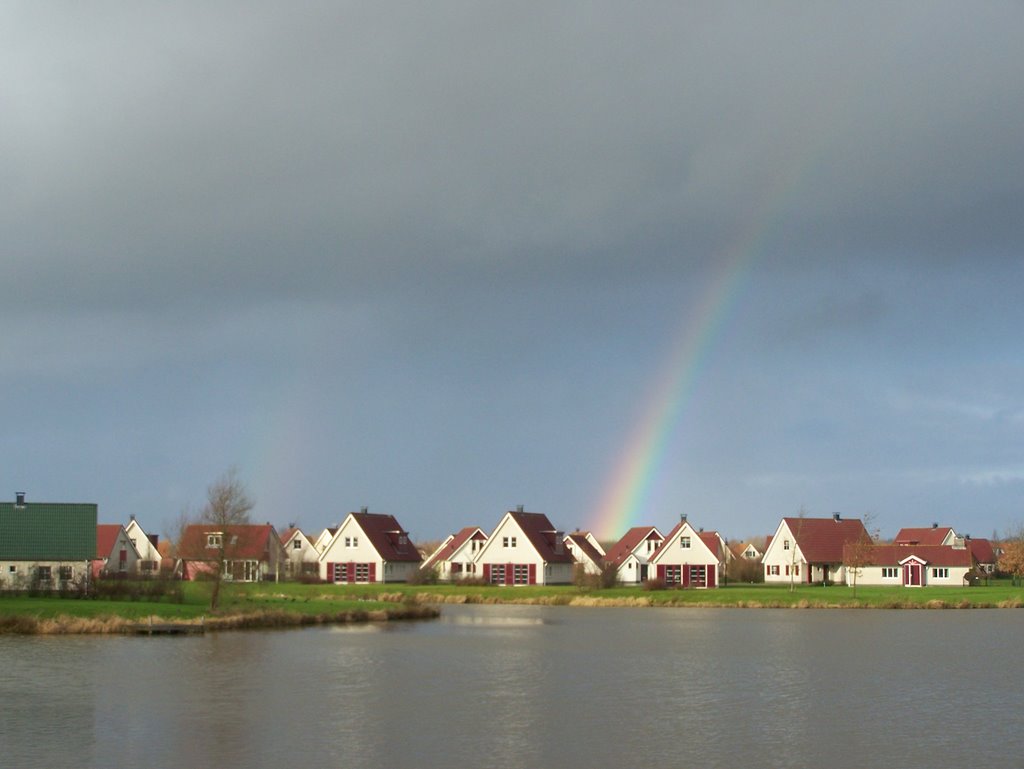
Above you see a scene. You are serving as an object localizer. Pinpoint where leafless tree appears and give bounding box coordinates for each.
[197,466,256,610]
[845,512,878,598]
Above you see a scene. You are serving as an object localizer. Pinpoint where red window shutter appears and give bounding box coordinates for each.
[348,562,355,583]
[327,562,334,582]
[682,565,690,588]
[506,563,513,586]
[708,565,716,588]
[657,564,666,581]
[528,564,536,585]
[368,563,376,582]
[483,563,491,583]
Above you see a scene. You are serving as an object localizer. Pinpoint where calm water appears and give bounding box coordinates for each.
[1,605,1021,768]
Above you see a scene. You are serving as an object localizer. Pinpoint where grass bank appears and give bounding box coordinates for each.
[278,580,1024,609]
[0,581,438,634]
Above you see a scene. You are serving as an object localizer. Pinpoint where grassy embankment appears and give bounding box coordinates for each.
[296,579,1024,609]
[0,581,436,635]
[4,579,1021,634]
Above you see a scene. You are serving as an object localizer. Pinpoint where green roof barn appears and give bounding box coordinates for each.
[0,496,98,561]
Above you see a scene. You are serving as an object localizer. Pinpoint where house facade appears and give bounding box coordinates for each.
[649,518,721,588]
[178,523,286,582]
[0,494,98,589]
[421,526,487,581]
[124,517,162,574]
[605,526,664,584]
[95,524,142,577]
[846,544,974,587]
[474,508,575,585]
[280,528,320,579]
[319,510,422,583]
[762,514,870,585]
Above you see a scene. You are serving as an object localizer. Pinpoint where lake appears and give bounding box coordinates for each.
[1,604,1020,767]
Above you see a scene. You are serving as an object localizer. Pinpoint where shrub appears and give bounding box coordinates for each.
[642,577,666,591]
[406,566,440,586]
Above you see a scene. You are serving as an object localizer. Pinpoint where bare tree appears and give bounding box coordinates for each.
[845,512,878,599]
[198,466,254,610]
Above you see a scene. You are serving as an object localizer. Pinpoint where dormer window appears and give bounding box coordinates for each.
[207,534,222,548]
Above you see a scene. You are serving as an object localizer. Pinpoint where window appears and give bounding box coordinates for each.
[680,536,691,549]
[932,568,949,579]
[503,536,516,548]
[490,564,506,584]
[768,564,780,576]
[140,560,157,572]
[882,567,899,579]
[207,534,222,548]
[332,563,348,582]
[352,537,358,547]
[355,563,370,582]
[783,540,790,550]
[59,565,73,581]
[513,565,530,584]
[688,565,707,587]
[293,540,302,550]
[664,565,681,585]
[8,565,16,574]
[36,566,52,581]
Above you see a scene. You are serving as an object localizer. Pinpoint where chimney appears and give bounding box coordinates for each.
[932,522,938,529]
[15,492,25,507]
[129,513,136,521]
[516,504,524,513]
[360,506,368,514]
[833,513,841,522]
[680,513,687,523]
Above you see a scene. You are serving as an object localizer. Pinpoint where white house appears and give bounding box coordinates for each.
[604,526,664,584]
[845,544,974,587]
[762,514,870,585]
[124,516,162,574]
[648,516,723,588]
[312,527,337,555]
[474,507,575,585]
[421,526,487,581]
[564,531,605,576]
[95,524,142,577]
[280,527,320,580]
[319,510,422,583]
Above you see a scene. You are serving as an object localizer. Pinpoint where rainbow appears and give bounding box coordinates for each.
[586,167,812,540]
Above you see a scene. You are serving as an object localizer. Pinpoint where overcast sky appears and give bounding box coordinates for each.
[2,2,1022,544]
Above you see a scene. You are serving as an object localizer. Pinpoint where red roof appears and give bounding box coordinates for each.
[96,524,127,558]
[969,538,996,564]
[566,532,604,567]
[846,543,973,568]
[279,527,303,545]
[178,524,279,561]
[507,511,575,563]
[422,526,486,570]
[350,513,423,563]
[605,526,662,567]
[893,526,955,546]
[784,517,870,563]
[698,531,724,560]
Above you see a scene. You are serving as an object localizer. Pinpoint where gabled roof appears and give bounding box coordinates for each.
[782,517,870,563]
[505,511,574,563]
[565,532,604,567]
[893,526,956,546]
[0,501,98,561]
[349,513,423,563]
[179,524,280,561]
[422,526,487,570]
[605,526,663,567]
[96,524,136,559]
[846,543,973,568]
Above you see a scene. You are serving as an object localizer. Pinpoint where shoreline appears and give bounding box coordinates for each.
[0,604,440,635]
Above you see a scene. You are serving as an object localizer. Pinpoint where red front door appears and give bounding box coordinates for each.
[904,562,922,586]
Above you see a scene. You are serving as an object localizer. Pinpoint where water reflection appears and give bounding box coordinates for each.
[1,607,1021,767]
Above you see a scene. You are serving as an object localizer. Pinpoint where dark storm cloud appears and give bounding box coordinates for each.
[2,2,1022,319]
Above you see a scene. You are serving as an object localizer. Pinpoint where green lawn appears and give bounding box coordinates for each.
[2,578,1021,630]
